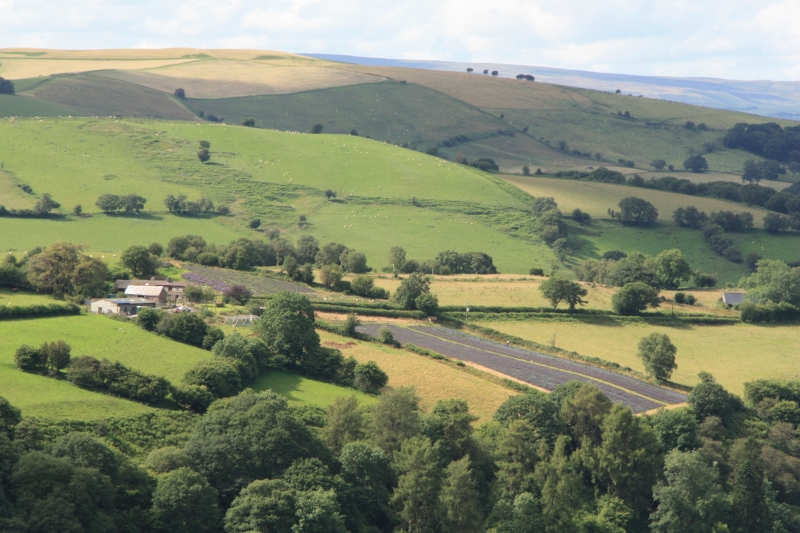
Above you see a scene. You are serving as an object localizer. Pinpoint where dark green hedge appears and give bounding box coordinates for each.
[312,303,425,319]
[0,303,80,320]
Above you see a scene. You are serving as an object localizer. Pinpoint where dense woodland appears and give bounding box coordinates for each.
[2,366,800,532]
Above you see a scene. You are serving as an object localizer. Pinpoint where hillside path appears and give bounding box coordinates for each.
[357,324,687,413]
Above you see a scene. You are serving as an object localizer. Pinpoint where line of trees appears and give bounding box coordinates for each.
[0,192,62,218]
[386,246,497,275]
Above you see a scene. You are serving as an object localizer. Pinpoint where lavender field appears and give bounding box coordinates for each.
[183,265,316,296]
[358,324,687,413]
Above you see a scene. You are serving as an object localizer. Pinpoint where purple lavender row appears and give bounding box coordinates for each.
[410,326,687,405]
[357,324,664,413]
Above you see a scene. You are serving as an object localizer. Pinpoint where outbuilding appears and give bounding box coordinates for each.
[91,298,156,316]
[124,284,168,304]
[722,292,745,307]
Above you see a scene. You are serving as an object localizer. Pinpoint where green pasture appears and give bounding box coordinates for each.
[0,118,206,211]
[0,215,251,253]
[0,362,155,419]
[284,202,554,274]
[23,74,195,120]
[158,122,528,206]
[252,369,378,409]
[0,288,55,306]
[0,94,84,118]
[504,175,771,223]
[0,314,211,382]
[181,81,507,149]
[573,221,752,285]
[478,319,800,397]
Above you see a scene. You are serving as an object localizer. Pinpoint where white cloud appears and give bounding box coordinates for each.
[0,0,795,80]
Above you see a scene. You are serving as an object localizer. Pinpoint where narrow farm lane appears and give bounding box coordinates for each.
[357,324,687,413]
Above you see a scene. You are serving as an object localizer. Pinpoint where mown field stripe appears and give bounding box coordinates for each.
[398,325,672,406]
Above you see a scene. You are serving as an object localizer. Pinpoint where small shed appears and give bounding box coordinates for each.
[722,292,745,307]
[91,298,156,316]
[124,285,168,304]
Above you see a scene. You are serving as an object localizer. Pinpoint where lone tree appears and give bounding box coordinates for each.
[539,277,588,311]
[199,140,210,149]
[491,70,499,76]
[198,148,210,163]
[249,218,261,230]
[683,155,708,173]
[324,189,337,200]
[466,68,473,73]
[241,117,255,127]
[174,88,186,99]
[637,333,677,380]
[0,77,15,95]
[311,124,324,134]
[617,197,659,226]
[650,159,667,171]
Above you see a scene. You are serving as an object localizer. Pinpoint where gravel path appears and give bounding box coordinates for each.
[358,324,687,413]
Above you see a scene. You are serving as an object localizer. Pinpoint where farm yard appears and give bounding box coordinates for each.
[477,319,800,396]
[356,323,687,413]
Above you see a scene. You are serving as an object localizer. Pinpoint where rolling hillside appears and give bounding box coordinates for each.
[1,48,797,179]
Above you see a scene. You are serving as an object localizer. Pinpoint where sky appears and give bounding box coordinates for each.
[1,0,799,81]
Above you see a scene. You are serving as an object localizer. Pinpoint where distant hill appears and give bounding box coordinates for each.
[306,53,800,120]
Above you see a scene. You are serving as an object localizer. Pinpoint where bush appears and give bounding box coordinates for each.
[15,345,45,372]
[674,292,685,304]
[739,301,800,324]
[685,294,696,305]
[688,374,739,421]
[0,303,80,320]
[183,358,243,398]
[157,312,211,346]
[202,327,225,350]
[343,313,361,337]
[694,272,717,288]
[171,384,215,413]
[415,293,439,316]
[66,356,171,405]
[612,282,660,315]
[223,284,253,305]
[378,327,395,345]
[529,268,545,276]
[353,361,388,393]
[136,307,163,331]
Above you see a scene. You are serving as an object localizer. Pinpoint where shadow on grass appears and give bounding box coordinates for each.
[251,369,304,403]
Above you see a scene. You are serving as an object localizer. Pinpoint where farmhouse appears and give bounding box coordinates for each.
[114,278,187,303]
[722,292,745,307]
[124,284,168,304]
[90,298,156,316]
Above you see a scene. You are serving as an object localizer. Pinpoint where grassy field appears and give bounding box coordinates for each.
[0,314,211,382]
[477,319,800,397]
[252,369,378,409]
[0,363,155,420]
[0,117,794,277]
[317,330,514,421]
[25,75,196,120]
[0,94,85,118]
[178,81,508,146]
[504,175,771,224]
[0,312,214,420]
[0,58,198,79]
[0,288,56,306]
[97,60,385,98]
[369,275,736,314]
[0,215,252,254]
[570,220,799,284]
